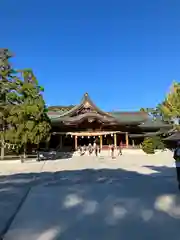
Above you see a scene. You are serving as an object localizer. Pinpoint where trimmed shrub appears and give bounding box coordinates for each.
[142,137,155,154]
[142,136,165,154]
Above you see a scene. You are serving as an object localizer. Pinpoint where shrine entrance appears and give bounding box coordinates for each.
[74,118,103,148]
[69,131,125,150]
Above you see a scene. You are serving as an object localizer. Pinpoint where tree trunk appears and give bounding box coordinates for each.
[0,119,5,161]
[0,137,4,161]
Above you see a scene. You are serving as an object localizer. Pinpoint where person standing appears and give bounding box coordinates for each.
[118,142,122,156]
[93,142,98,156]
[95,144,98,157]
[173,141,180,190]
[99,145,101,154]
[111,144,115,159]
[88,143,93,155]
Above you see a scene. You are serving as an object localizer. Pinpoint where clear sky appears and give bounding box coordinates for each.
[1,0,180,111]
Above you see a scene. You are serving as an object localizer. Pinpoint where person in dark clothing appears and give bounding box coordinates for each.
[95,145,98,157]
[93,141,100,157]
[88,143,93,155]
[118,142,122,156]
[173,141,180,190]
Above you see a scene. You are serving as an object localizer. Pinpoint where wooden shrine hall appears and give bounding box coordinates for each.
[47,93,171,151]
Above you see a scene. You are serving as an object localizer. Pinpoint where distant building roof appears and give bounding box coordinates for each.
[129,131,161,138]
[48,105,75,113]
[108,111,148,123]
[138,118,171,129]
[164,132,180,141]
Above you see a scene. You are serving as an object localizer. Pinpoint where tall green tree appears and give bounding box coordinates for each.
[0,49,18,160]
[6,69,51,158]
[140,81,180,125]
[158,81,180,127]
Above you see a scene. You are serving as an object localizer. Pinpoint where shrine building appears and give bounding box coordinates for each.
[47,93,171,151]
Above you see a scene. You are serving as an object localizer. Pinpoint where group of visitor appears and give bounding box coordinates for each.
[79,142,100,156]
[110,144,122,158]
[78,142,123,158]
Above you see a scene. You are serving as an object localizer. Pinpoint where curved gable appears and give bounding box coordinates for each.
[58,93,110,117]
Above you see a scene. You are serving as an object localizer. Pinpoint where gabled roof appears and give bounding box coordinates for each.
[47,93,149,123]
[47,93,171,128]
[59,92,111,117]
[48,93,110,119]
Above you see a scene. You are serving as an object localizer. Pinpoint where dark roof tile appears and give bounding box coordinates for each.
[109,112,148,123]
[164,132,180,141]
[139,119,171,129]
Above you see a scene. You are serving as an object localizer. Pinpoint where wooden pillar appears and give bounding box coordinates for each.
[125,132,129,148]
[100,135,103,149]
[114,133,117,149]
[75,135,78,150]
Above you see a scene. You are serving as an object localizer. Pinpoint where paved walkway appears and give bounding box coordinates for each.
[1,151,180,240]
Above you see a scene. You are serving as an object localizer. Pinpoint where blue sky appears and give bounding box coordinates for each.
[1,0,180,111]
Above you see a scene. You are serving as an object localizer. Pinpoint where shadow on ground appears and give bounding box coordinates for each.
[55,150,74,160]
[0,166,180,240]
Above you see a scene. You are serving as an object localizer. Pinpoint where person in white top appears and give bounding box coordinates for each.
[173,141,180,190]
[94,142,98,157]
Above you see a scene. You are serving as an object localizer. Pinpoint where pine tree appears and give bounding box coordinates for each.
[0,50,51,160]
[6,69,51,158]
[0,49,17,160]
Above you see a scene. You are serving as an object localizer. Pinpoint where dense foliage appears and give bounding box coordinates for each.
[152,136,165,150]
[142,136,165,154]
[0,49,18,159]
[0,49,51,159]
[140,81,180,127]
[158,82,180,128]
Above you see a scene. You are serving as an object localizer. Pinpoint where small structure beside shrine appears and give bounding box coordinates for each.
[47,93,171,151]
